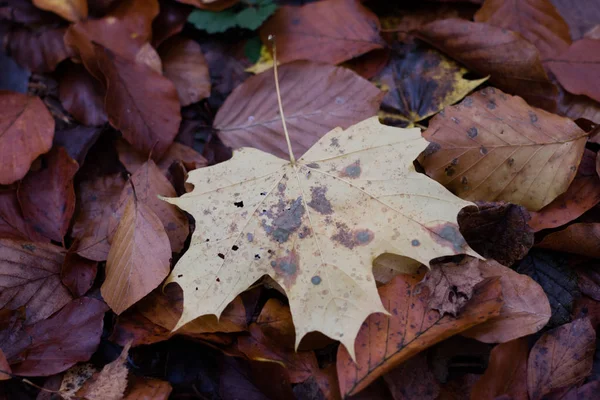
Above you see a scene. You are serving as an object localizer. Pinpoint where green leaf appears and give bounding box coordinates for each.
[188,0,277,34]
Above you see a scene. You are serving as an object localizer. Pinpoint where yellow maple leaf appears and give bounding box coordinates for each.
[162,116,479,358]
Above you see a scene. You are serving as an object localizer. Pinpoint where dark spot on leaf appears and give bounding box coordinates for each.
[278,183,286,192]
[311,276,322,285]
[306,162,320,169]
[254,254,260,260]
[234,201,244,208]
[263,197,305,243]
[331,224,374,249]
[529,111,538,123]
[22,244,35,252]
[423,142,441,157]
[340,160,361,178]
[177,274,183,278]
[330,137,340,148]
[247,233,254,242]
[432,224,466,252]
[462,97,473,107]
[308,186,333,215]
[216,278,220,282]
[218,253,225,259]
[444,165,455,176]
[487,100,496,109]
[260,192,266,195]
[271,250,300,288]
[508,158,515,166]
[461,176,468,185]
[411,239,420,246]
[480,146,488,155]
[467,127,478,138]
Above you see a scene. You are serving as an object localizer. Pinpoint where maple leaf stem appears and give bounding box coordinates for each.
[269,35,296,165]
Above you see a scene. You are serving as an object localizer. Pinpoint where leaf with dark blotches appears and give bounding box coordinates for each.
[537,223,600,258]
[162,117,479,358]
[514,250,579,327]
[528,318,596,400]
[336,274,503,397]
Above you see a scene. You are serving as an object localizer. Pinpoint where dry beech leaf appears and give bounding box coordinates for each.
[336,274,503,397]
[527,318,596,400]
[462,259,551,343]
[0,91,54,185]
[470,338,529,400]
[116,140,208,176]
[59,62,107,126]
[419,87,588,211]
[528,149,600,231]
[152,0,192,47]
[61,250,98,298]
[474,0,571,59]
[558,89,600,125]
[32,0,87,22]
[0,188,48,242]
[159,36,211,106]
[3,27,74,73]
[259,0,383,65]
[102,195,171,315]
[537,223,600,258]
[0,239,73,325]
[214,61,383,159]
[420,258,483,317]
[547,38,600,103]
[123,376,172,400]
[76,342,131,400]
[162,117,479,358]
[417,18,558,111]
[58,363,96,400]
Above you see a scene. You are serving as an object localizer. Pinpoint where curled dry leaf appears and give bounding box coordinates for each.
[537,223,600,258]
[102,195,171,315]
[32,0,87,21]
[0,297,108,376]
[527,318,596,400]
[215,61,383,158]
[470,338,529,400]
[458,201,534,266]
[417,19,558,111]
[0,239,73,325]
[547,38,600,103]
[462,260,551,343]
[420,258,483,317]
[474,0,571,59]
[76,342,131,400]
[72,173,126,262]
[420,87,588,211]
[59,62,107,126]
[162,117,479,357]
[18,147,79,243]
[259,0,383,65]
[109,160,189,253]
[336,274,503,397]
[159,36,211,106]
[0,91,54,185]
[3,27,74,73]
[529,149,600,231]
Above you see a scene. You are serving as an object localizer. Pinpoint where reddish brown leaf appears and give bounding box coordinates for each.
[0,297,108,376]
[3,27,73,73]
[421,258,483,317]
[32,0,87,21]
[59,62,107,126]
[259,0,383,65]
[18,147,78,243]
[417,19,558,111]
[61,250,98,298]
[123,375,172,400]
[256,298,295,349]
[0,188,48,242]
[159,36,211,106]
[474,0,571,59]
[152,0,192,47]
[0,239,72,325]
[383,352,440,400]
[0,91,54,185]
[547,38,600,103]
[463,260,551,343]
[336,274,503,397]
[537,223,600,258]
[470,338,529,400]
[529,149,600,231]
[550,0,600,40]
[527,318,596,400]
[72,174,126,262]
[102,196,171,315]
[109,160,189,252]
[215,61,383,158]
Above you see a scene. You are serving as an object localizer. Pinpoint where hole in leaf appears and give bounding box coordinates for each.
[234,201,244,208]
[218,253,225,259]
[232,245,239,251]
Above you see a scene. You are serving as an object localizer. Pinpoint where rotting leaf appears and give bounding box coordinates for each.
[514,249,579,327]
[336,274,503,397]
[419,87,588,211]
[162,117,480,358]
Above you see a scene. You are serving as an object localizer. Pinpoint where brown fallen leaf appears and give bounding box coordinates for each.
[255,298,295,349]
[474,0,571,59]
[58,62,107,126]
[116,140,208,176]
[550,0,600,40]
[0,349,10,380]
[419,87,588,211]
[527,318,596,400]
[57,363,96,400]
[417,18,558,111]
[470,338,529,400]
[53,125,103,167]
[537,223,600,258]
[102,192,171,315]
[152,0,192,47]
[420,258,483,317]
[336,274,503,397]
[72,174,126,262]
[0,188,48,242]
[215,61,383,158]
[558,89,600,125]
[3,27,74,73]
[108,160,189,253]
[0,91,54,185]
[76,342,131,400]
[61,250,98,298]
[383,352,441,400]
[123,375,172,400]
[0,239,73,325]
[547,38,600,103]
[259,0,383,65]
[529,149,600,231]
[462,260,551,343]
[159,36,211,106]
[18,147,79,243]
[32,0,87,21]
[0,297,108,376]
[458,201,534,266]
